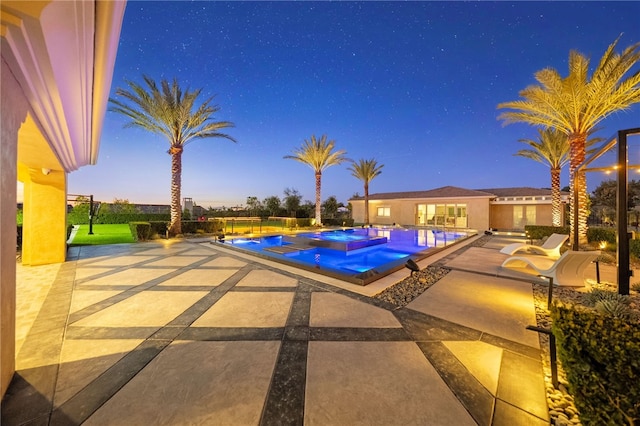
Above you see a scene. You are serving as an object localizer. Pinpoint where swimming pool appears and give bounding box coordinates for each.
[215,227,472,285]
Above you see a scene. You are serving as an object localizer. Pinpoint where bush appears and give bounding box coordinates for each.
[17,225,22,248]
[180,220,223,234]
[524,225,569,240]
[148,221,169,238]
[587,227,617,244]
[97,213,170,224]
[322,218,355,227]
[551,304,640,425]
[630,239,640,259]
[129,222,152,241]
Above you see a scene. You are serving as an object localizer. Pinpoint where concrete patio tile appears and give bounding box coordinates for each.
[157,268,238,286]
[200,256,247,268]
[75,267,171,287]
[143,255,207,267]
[497,350,549,422]
[72,291,208,328]
[443,341,503,396]
[407,271,540,348]
[15,263,60,356]
[191,292,294,328]
[54,339,144,406]
[83,341,280,426]
[305,341,476,425]
[310,293,402,328]
[492,400,549,426]
[236,269,298,287]
[69,290,123,313]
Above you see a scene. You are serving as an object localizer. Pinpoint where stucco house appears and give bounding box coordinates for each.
[349,186,569,231]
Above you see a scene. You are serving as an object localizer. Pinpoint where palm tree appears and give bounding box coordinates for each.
[284,135,348,226]
[498,36,640,245]
[515,128,600,227]
[109,76,236,236]
[347,158,384,225]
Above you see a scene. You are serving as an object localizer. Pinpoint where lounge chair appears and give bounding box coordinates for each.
[499,233,569,259]
[501,250,600,286]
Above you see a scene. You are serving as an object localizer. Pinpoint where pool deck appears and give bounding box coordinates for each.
[2,234,618,425]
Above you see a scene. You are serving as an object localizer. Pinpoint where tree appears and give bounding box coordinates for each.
[322,195,339,219]
[284,135,348,226]
[347,158,384,225]
[283,188,302,218]
[498,36,640,245]
[263,196,282,217]
[246,196,261,217]
[109,75,236,236]
[514,129,600,226]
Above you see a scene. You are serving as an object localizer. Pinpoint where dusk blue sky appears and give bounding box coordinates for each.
[67,1,640,209]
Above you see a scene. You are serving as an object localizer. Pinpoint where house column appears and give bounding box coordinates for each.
[1,58,29,396]
[18,165,68,266]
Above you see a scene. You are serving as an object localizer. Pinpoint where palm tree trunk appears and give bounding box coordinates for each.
[569,133,588,246]
[315,171,322,226]
[169,147,183,236]
[551,167,561,226]
[364,182,369,225]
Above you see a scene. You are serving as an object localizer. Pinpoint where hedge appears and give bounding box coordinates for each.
[129,222,152,241]
[524,225,570,240]
[551,304,640,425]
[180,220,223,234]
[322,218,355,227]
[96,213,170,224]
[524,225,619,245]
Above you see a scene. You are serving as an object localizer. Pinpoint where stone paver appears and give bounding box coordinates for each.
[3,237,550,425]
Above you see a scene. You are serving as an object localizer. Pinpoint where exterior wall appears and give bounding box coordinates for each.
[1,58,29,396]
[352,197,491,231]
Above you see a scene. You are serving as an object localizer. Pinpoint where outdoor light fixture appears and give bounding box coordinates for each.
[405,259,420,276]
[41,168,51,175]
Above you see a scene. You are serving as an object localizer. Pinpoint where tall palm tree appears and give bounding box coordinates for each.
[347,158,384,225]
[498,36,640,245]
[284,135,348,226]
[515,128,600,226]
[109,75,236,236]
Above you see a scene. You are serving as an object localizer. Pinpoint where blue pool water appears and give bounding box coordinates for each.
[219,228,470,285]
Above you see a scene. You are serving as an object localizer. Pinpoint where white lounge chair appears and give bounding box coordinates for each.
[501,250,600,287]
[499,233,569,259]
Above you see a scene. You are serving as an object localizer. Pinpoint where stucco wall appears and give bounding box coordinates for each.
[490,203,559,230]
[1,58,29,396]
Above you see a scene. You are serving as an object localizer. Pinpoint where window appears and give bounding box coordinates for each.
[377,207,390,217]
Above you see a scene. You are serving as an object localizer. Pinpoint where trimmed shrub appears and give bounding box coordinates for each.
[551,304,640,425]
[524,225,569,240]
[587,227,617,244]
[322,218,355,227]
[630,239,640,258]
[129,222,152,241]
[96,213,170,224]
[180,220,222,234]
[148,221,169,238]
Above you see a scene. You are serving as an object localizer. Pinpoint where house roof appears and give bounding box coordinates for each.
[351,186,495,201]
[350,186,564,201]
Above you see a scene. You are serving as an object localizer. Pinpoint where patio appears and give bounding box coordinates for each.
[2,234,606,425]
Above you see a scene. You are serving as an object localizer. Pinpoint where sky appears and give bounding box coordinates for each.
[67,1,640,209]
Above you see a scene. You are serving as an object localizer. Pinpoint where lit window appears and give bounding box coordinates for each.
[377,207,390,217]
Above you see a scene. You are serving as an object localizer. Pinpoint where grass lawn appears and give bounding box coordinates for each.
[70,224,135,245]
